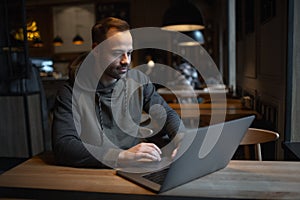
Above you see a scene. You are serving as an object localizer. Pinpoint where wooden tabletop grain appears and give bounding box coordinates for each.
[1,155,300,199]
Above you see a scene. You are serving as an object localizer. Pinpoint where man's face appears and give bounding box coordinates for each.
[100,28,133,85]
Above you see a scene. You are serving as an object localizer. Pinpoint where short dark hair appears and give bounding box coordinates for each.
[91,17,130,45]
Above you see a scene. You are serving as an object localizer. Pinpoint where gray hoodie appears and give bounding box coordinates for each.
[52,68,183,168]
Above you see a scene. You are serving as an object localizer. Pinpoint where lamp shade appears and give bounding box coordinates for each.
[53,35,63,46]
[72,34,84,45]
[162,1,205,31]
[32,38,43,48]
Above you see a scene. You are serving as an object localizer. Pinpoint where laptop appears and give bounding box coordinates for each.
[116,115,255,193]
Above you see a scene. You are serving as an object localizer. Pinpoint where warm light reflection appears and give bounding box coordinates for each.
[13,20,43,47]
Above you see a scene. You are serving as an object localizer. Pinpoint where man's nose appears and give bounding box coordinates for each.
[120,53,130,65]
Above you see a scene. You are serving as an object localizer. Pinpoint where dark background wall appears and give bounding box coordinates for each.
[1,0,289,160]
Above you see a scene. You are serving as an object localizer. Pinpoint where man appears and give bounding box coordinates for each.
[52,17,184,168]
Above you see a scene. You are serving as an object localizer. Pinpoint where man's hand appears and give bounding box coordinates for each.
[118,143,162,165]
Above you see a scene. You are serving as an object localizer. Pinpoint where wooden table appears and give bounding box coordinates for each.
[0,154,300,199]
[168,99,259,127]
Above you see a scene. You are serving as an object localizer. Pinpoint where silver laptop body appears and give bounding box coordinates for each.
[117,115,255,193]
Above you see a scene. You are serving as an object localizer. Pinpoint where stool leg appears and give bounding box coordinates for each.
[255,144,262,161]
[244,145,250,160]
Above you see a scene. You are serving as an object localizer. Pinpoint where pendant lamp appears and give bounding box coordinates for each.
[162,0,205,32]
[32,38,43,48]
[72,34,84,45]
[53,35,63,46]
[72,9,84,45]
[53,19,63,46]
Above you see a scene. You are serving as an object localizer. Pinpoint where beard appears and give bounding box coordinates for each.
[103,63,129,80]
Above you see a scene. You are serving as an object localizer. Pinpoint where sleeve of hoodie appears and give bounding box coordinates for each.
[52,82,107,168]
[142,79,185,142]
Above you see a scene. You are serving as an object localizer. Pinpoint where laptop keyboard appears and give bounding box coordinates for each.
[142,167,170,185]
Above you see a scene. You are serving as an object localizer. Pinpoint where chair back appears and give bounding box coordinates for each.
[240,128,279,161]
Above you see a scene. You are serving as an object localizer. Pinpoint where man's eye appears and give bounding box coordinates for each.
[127,52,132,57]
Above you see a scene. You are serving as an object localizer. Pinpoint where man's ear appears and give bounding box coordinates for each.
[91,42,99,55]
